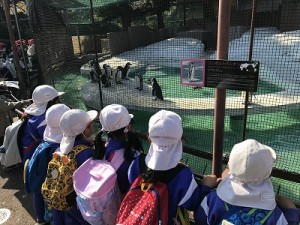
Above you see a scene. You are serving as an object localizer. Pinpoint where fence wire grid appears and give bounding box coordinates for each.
[1,0,300,203]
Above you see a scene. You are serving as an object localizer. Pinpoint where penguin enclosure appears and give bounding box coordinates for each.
[3,0,300,205]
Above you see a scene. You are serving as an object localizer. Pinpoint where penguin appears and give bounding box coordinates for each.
[89,70,98,83]
[188,62,195,82]
[89,59,102,83]
[116,62,132,80]
[150,77,163,100]
[103,64,113,79]
[135,72,143,91]
[100,73,111,87]
[88,60,94,68]
[115,67,122,84]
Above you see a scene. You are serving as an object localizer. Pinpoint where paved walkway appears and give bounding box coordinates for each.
[0,166,36,225]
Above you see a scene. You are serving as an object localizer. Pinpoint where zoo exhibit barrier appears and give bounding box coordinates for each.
[136,132,300,185]
[3,0,300,205]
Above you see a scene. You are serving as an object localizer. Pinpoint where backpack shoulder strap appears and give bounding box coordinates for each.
[68,144,89,159]
[109,148,125,170]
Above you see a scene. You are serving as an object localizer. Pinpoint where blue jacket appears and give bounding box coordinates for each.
[21,114,46,161]
[194,191,299,225]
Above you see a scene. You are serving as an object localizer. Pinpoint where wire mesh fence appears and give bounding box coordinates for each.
[2,0,300,204]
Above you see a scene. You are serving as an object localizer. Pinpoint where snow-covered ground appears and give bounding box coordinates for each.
[99,37,205,68]
[97,27,300,95]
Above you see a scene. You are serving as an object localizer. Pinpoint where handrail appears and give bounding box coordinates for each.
[135,132,300,183]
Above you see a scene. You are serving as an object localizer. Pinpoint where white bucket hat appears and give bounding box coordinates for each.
[25,85,64,116]
[99,104,133,132]
[43,104,70,143]
[60,109,98,154]
[217,139,277,210]
[145,110,183,171]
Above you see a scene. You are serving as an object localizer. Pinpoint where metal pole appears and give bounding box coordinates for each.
[13,1,30,85]
[89,0,103,109]
[242,0,257,140]
[3,0,27,99]
[212,0,231,177]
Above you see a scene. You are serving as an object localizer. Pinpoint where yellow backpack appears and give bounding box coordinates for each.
[41,145,88,210]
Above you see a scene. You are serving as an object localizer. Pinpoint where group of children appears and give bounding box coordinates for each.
[5,83,299,225]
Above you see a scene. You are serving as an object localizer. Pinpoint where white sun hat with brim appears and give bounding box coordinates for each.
[43,104,70,143]
[59,109,98,154]
[99,104,133,132]
[145,110,183,171]
[217,139,277,210]
[25,85,64,116]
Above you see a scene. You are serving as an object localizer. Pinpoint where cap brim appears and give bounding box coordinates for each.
[60,134,75,154]
[25,102,47,116]
[145,140,182,171]
[58,92,65,96]
[216,175,276,210]
[43,126,63,143]
[129,114,134,118]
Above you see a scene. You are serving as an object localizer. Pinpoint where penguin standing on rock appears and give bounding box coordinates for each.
[135,72,143,91]
[115,66,123,84]
[150,77,163,100]
[103,64,113,79]
[100,73,111,87]
[116,62,132,80]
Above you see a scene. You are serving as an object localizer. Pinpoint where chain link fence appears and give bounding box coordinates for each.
[3,0,300,204]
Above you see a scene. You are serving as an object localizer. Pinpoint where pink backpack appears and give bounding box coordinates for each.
[73,149,124,225]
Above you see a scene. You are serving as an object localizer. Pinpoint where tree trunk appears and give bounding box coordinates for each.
[157,11,165,29]
[121,14,131,31]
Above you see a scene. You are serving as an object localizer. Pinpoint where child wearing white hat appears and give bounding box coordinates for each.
[127,110,220,225]
[26,103,70,225]
[195,139,299,225]
[50,108,97,225]
[95,104,140,194]
[20,84,64,162]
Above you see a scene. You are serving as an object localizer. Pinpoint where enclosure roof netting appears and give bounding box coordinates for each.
[40,0,126,10]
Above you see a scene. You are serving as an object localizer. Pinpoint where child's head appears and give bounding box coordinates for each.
[59,109,97,154]
[145,110,183,171]
[99,104,133,134]
[25,85,64,116]
[44,104,70,143]
[217,139,277,210]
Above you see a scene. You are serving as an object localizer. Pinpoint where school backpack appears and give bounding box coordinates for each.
[116,154,185,225]
[41,144,87,211]
[0,119,23,170]
[23,141,52,193]
[219,202,273,225]
[73,149,124,225]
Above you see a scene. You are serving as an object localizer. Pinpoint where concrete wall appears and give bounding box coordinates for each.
[72,35,102,55]
[107,31,130,56]
[107,26,174,56]
[280,1,300,32]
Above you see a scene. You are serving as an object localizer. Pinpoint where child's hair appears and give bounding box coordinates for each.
[141,168,165,183]
[93,127,135,162]
[46,96,60,109]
